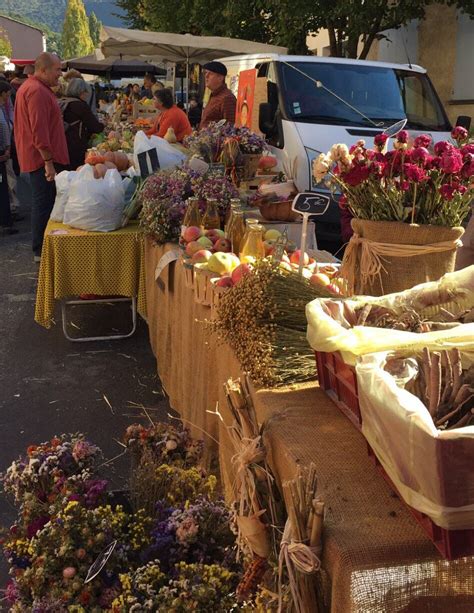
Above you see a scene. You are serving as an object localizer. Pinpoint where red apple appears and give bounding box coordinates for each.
[191,249,212,264]
[263,239,276,256]
[231,263,252,285]
[290,250,310,266]
[328,283,342,295]
[185,241,203,257]
[214,237,232,253]
[216,276,234,288]
[205,228,225,242]
[310,272,331,287]
[183,226,202,243]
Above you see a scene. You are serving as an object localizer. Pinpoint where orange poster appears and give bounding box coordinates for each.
[235,69,257,128]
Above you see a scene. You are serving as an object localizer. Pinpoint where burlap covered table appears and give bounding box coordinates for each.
[35,221,147,328]
[144,238,474,612]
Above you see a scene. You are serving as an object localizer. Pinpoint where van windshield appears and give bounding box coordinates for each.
[278,61,450,131]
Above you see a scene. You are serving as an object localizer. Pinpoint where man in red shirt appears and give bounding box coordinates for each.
[199,61,236,129]
[14,52,69,261]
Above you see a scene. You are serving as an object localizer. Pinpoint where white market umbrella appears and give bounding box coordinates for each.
[100,26,288,102]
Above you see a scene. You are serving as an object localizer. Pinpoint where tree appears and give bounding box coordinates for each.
[61,0,94,59]
[88,11,102,47]
[0,25,12,57]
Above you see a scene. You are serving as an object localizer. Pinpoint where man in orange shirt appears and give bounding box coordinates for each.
[199,61,236,129]
[14,53,69,261]
[146,88,192,142]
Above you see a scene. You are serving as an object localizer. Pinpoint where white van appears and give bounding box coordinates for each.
[219,54,469,251]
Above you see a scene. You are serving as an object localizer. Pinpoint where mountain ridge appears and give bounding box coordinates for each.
[0,0,126,33]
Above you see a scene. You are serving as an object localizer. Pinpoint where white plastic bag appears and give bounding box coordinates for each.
[63,166,125,232]
[306,266,474,365]
[50,170,76,222]
[357,351,474,530]
[133,130,187,176]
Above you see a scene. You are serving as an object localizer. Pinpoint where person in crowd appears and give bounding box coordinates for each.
[146,88,192,142]
[0,81,17,235]
[142,73,156,99]
[187,95,202,128]
[151,81,164,96]
[60,78,104,170]
[64,69,98,114]
[0,78,22,220]
[64,69,82,83]
[130,83,141,102]
[14,52,69,262]
[199,61,236,129]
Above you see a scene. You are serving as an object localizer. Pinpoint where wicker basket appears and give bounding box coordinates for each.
[193,266,218,306]
[258,199,300,222]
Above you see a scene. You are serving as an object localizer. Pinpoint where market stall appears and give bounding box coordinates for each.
[144,237,474,611]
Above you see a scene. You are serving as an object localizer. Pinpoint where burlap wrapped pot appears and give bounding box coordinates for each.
[341,219,464,296]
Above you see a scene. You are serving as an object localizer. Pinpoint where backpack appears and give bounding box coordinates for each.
[58,98,83,137]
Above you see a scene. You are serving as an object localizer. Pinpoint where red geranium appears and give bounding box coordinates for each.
[440,149,463,174]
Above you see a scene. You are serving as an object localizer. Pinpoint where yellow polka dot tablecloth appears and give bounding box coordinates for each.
[35,220,147,329]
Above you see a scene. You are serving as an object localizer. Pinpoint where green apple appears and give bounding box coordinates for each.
[207,252,241,275]
[264,228,282,241]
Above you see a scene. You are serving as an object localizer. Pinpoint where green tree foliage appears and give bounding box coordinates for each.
[88,10,102,46]
[114,0,474,55]
[0,25,12,56]
[61,0,95,59]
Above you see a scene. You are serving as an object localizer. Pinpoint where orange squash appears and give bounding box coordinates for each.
[114,152,129,172]
[93,163,107,179]
[85,151,105,165]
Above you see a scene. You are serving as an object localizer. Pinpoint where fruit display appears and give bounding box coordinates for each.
[84,148,131,173]
[134,117,153,130]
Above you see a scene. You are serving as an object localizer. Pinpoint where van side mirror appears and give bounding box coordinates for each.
[455,115,471,130]
[259,102,275,135]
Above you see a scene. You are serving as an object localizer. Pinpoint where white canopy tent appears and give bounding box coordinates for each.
[100,26,287,102]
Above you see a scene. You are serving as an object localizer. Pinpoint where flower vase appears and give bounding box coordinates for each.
[340,219,464,296]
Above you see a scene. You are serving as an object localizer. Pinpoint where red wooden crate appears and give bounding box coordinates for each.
[315,351,361,429]
[367,444,474,560]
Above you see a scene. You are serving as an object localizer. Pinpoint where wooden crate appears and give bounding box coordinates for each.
[193,266,218,306]
[132,101,159,119]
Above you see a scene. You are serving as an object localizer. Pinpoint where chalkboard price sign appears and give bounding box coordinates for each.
[291,192,330,216]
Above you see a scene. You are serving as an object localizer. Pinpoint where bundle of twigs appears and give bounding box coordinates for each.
[355,303,473,332]
[279,463,325,613]
[222,377,284,602]
[387,348,474,429]
[211,260,333,387]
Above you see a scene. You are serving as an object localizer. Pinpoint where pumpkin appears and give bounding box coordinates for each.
[114,151,129,172]
[258,155,277,170]
[93,163,107,179]
[103,151,116,164]
[258,199,300,222]
[104,161,117,170]
[85,151,105,165]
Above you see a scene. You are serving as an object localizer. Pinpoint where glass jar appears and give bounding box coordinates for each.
[240,223,265,260]
[225,198,242,235]
[229,211,246,255]
[183,197,202,228]
[202,198,221,230]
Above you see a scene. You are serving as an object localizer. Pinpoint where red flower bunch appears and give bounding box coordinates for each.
[317,132,474,226]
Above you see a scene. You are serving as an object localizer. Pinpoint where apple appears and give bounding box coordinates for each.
[290,250,310,266]
[231,263,252,285]
[213,238,232,253]
[216,276,234,288]
[191,249,212,264]
[183,226,202,243]
[264,239,276,256]
[185,241,203,257]
[207,252,241,275]
[240,255,256,265]
[310,272,331,287]
[264,228,281,241]
[197,236,213,250]
[328,283,342,295]
[206,228,225,242]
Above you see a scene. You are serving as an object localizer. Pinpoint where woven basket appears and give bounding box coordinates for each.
[258,200,300,222]
[193,266,218,306]
[343,219,464,296]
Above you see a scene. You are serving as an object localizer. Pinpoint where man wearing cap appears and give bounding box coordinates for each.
[199,61,236,129]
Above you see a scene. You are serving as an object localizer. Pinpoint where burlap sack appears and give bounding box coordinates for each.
[343,219,464,296]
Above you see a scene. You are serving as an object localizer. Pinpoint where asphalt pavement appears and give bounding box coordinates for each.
[0,178,171,591]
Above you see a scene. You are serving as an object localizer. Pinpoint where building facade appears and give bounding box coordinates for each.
[0,15,46,59]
